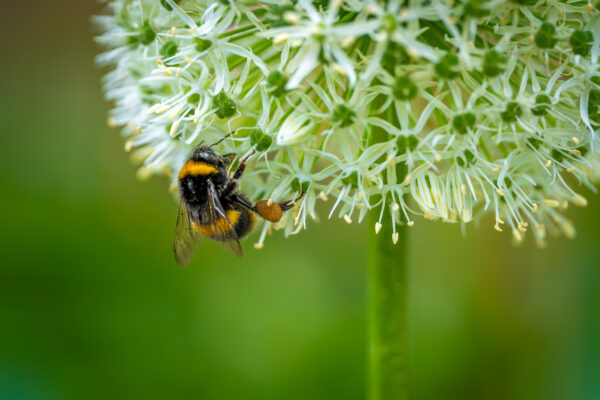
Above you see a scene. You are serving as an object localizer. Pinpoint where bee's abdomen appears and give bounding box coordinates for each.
[233,206,255,238]
[192,206,255,241]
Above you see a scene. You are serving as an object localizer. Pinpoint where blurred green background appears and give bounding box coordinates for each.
[1,1,599,399]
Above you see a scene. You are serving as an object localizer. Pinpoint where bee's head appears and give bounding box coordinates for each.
[190,145,231,169]
[191,145,214,160]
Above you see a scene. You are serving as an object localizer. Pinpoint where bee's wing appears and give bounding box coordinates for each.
[207,180,243,258]
[173,198,202,266]
[220,237,243,258]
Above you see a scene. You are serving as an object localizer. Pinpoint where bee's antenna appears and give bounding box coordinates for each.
[209,130,235,148]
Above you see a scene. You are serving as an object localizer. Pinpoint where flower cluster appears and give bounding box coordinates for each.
[96,0,600,247]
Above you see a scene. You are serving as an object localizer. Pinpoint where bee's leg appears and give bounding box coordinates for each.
[276,190,306,211]
[231,151,255,180]
[220,151,255,195]
[221,153,236,166]
[232,195,256,211]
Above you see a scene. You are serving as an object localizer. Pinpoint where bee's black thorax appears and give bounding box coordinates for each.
[179,175,209,207]
[178,146,228,207]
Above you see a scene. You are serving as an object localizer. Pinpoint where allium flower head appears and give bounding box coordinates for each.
[96,0,600,247]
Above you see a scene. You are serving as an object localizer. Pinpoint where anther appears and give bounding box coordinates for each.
[254,242,264,249]
[545,160,552,167]
[283,11,301,25]
[136,126,143,134]
[562,221,576,238]
[188,26,197,34]
[403,174,411,185]
[341,36,355,48]
[375,222,382,234]
[571,136,580,146]
[496,217,505,225]
[574,194,587,206]
[168,105,183,119]
[461,185,466,195]
[532,203,538,213]
[496,189,504,196]
[319,191,328,201]
[494,224,503,232]
[267,198,273,206]
[147,104,161,114]
[344,214,352,224]
[176,68,182,78]
[512,229,523,242]
[170,120,180,137]
[332,63,346,76]
[386,155,395,166]
[544,199,560,207]
[462,210,471,222]
[392,232,399,244]
[155,104,170,114]
[365,4,378,14]
[407,221,414,227]
[107,116,117,127]
[567,167,576,173]
[407,49,420,60]
[170,26,176,35]
[273,33,289,44]
[392,203,400,212]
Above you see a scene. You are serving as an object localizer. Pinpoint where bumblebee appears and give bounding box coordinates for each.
[173,144,303,266]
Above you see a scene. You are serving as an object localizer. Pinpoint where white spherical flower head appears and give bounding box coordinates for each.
[96,0,600,247]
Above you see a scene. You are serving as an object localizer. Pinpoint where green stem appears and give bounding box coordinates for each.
[367,211,410,400]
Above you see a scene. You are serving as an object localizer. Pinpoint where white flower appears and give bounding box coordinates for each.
[97,0,600,246]
[265,0,379,89]
[276,114,315,146]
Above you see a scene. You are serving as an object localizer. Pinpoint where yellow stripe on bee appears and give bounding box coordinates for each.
[192,210,241,238]
[178,161,218,179]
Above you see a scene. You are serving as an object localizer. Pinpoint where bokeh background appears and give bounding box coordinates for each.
[1,1,599,399]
